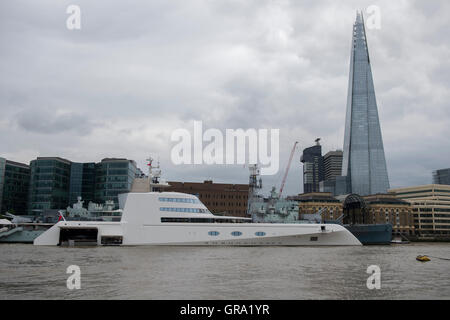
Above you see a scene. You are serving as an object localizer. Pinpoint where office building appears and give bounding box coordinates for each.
[0,157,30,215]
[389,185,450,238]
[28,157,72,216]
[340,12,390,196]
[94,158,138,208]
[69,162,96,207]
[433,168,450,185]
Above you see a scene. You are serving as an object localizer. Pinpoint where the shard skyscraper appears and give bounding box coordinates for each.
[340,11,390,196]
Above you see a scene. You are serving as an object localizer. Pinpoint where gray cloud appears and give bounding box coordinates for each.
[0,0,449,196]
[15,108,97,135]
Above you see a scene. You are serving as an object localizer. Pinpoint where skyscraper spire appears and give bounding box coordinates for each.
[340,11,390,196]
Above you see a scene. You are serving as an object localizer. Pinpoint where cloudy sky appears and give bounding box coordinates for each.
[1,0,449,196]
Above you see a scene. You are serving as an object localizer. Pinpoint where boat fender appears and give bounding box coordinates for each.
[416,255,430,262]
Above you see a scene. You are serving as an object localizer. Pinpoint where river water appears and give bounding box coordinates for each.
[0,243,449,299]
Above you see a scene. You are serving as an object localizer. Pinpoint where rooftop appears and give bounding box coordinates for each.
[168,180,249,192]
[389,184,450,193]
[288,192,340,203]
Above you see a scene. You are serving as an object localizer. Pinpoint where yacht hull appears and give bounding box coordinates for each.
[34,221,361,246]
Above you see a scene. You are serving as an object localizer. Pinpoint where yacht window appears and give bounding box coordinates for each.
[231,231,242,236]
[160,217,249,223]
[158,197,199,204]
[208,231,220,236]
[255,232,266,237]
[159,207,207,213]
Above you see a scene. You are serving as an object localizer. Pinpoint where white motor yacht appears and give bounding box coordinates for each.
[34,159,361,246]
[34,191,360,246]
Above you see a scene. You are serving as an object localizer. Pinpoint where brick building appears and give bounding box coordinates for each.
[288,192,414,236]
[167,180,249,217]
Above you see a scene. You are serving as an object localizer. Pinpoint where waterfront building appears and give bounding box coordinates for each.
[389,185,450,238]
[300,141,324,193]
[19,156,141,214]
[167,180,249,217]
[94,158,138,208]
[433,168,450,185]
[288,192,414,235]
[363,194,414,236]
[69,162,96,207]
[28,157,72,216]
[288,192,343,221]
[0,158,30,215]
[340,12,390,196]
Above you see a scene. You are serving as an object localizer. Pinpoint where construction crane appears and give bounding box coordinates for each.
[279,141,298,198]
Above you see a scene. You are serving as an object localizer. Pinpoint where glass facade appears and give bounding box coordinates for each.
[11,157,141,214]
[341,12,390,196]
[94,158,137,208]
[28,157,71,215]
[0,158,30,215]
[433,169,450,185]
[69,162,96,206]
[301,144,324,193]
